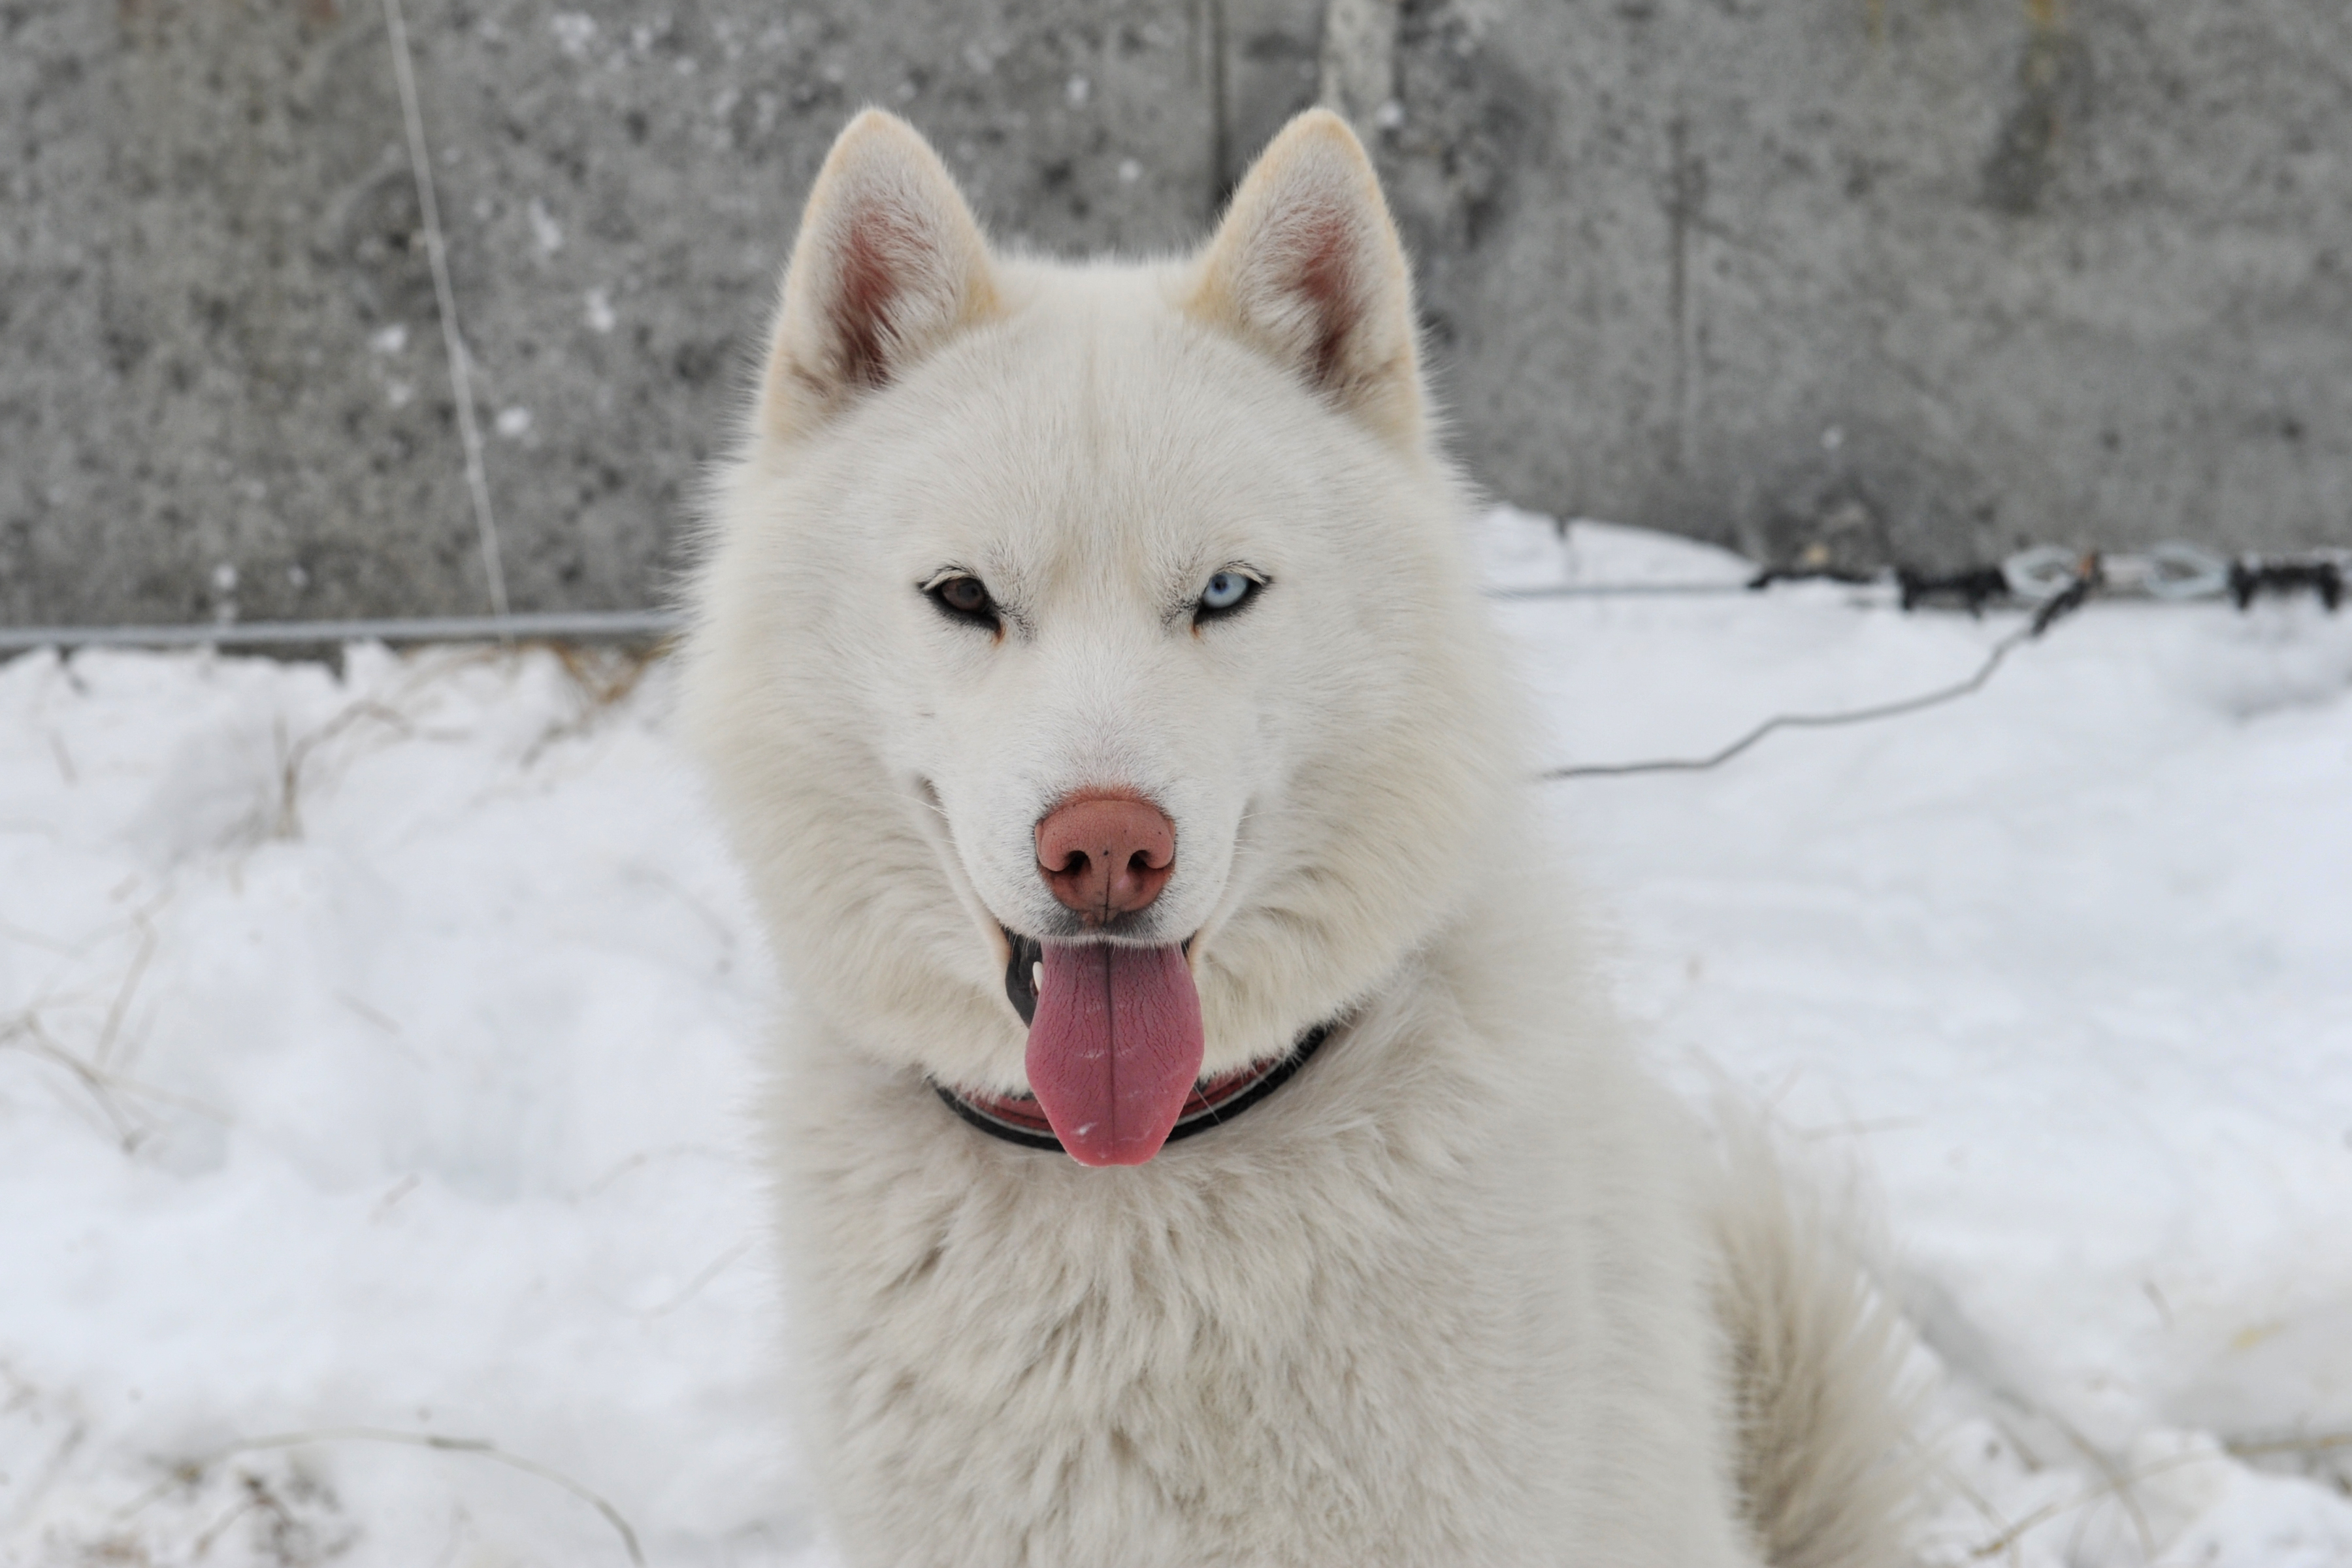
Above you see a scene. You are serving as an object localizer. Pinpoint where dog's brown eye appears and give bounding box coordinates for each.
[925,574,999,629]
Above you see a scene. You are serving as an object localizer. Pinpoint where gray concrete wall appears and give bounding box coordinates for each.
[1373,0,2352,574]
[3,0,1218,627]
[3,0,2347,628]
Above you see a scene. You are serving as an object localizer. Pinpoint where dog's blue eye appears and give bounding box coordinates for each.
[1197,571,1258,617]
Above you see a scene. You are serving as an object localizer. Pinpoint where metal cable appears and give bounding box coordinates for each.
[0,610,677,655]
[0,544,2335,657]
[1539,576,2096,781]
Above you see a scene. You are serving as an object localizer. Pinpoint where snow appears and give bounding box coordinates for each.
[4,511,2349,1566]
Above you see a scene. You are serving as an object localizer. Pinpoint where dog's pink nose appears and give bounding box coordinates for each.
[1036,793,1175,921]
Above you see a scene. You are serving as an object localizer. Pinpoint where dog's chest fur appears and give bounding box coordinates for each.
[770,963,1753,1568]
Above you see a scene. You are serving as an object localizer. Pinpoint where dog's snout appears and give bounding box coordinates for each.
[1036,792,1175,921]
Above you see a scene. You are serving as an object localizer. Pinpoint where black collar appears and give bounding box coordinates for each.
[932,1022,1333,1154]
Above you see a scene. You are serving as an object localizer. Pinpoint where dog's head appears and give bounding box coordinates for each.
[685,110,1522,1164]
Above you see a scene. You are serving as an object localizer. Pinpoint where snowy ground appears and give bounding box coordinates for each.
[3,511,2347,1567]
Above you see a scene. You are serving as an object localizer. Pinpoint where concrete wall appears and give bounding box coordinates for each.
[3,0,2347,627]
[1373,0,2352,574]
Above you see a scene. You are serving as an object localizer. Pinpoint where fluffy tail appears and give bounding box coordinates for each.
[1709,1111,1927,1568]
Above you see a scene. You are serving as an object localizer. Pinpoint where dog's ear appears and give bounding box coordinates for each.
[758,110,1000,442]
[1185,110,1423,449]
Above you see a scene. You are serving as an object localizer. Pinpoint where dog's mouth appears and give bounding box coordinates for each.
[1002,930,1045,1026]
[1002,927,1198,1026]
[999,926,1203,1168]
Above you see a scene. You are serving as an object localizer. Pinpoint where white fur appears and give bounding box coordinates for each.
[682,108,1915,1567]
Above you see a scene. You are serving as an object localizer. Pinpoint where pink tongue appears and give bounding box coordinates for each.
[1025,942,1203,1167]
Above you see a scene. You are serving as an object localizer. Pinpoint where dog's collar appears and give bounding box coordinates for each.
[932,1022,1333,1154]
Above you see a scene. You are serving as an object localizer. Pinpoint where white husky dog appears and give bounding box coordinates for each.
[683,107,1917,1567]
